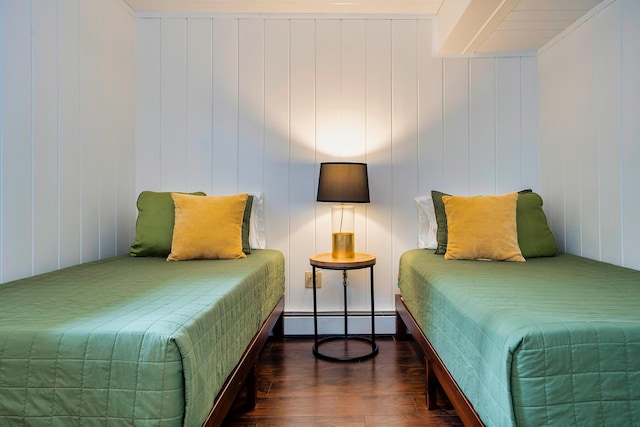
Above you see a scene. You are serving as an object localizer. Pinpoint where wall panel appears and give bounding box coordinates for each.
[59,0,82,268]
[366,19,393,318]
[79,0,102,262]
[539,0,640,269]
[443,58,470,194]
[495,58,522,193]
[520,56,539,190]
[32,0,59,274]
[288,19,316,315]
[0,0,135,282]
[115,3,136,255]
[341,20,367,158]
[578,18,599,261]
[469,58,496,195]
[262,19,291,309]
[160,18,188,191]
[238,18,265,193]
[417,20,444,193]
[98,0,119,258]
[596,1,622,265]
[187,18,214,192]
[621,0,640,269]
[212,18,239,195]
[135,18,162,192]
[391,20,419,285]
[0,0,33,282]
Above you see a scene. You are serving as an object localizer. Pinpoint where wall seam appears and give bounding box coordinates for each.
[30,0,35,275]
[519,57,524,190]
[77,0,84,263]
[210,17,215,191]
[185,17,189,191]
[236,17,240,192]
[159,17,164,191]
[0,0,4,282]
[57,0,62,269]
[618,0,624,265]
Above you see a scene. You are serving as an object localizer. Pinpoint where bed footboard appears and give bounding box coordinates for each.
[395,294,483,427]
[204,295,285,426]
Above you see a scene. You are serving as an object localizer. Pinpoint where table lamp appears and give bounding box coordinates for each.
[316,162,370,259]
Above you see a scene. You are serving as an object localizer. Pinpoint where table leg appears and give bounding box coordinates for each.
[370,265,376,351]
[312,265,318,351]
[342,270,348,338]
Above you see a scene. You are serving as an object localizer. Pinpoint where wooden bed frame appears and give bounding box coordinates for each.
[203,295,284,426]
[395,294,484,427]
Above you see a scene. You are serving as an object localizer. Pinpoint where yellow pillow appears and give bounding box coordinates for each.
[167,193,248,261]
[442,192,525,262]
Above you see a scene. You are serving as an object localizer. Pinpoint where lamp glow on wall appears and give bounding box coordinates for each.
[316,162,370,259]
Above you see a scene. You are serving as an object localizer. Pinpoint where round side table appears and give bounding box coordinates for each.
[309,252,378,362]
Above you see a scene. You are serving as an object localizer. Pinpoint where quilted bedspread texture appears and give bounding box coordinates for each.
[0,250,285,426]
[398,249,640,427]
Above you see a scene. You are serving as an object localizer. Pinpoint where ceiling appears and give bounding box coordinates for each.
[124,0,604,54]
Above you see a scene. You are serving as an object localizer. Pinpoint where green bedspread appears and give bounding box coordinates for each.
[398,249,640,427]
[0,250,285,426]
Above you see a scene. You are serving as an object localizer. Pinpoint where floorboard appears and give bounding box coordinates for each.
[224,336,463,427]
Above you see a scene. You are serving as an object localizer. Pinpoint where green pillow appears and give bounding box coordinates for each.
[242,195,254,255]
[130,191,205,257]
[516,192,559,258]
[433,189,557,257]
[431,190,449,255]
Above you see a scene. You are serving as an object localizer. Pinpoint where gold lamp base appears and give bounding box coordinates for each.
[332,232,355,259]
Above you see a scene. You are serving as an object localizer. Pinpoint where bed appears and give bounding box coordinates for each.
[396,249,640,427]
[0,250,284,426]
[402,190,640,426]
[0,191,284,426]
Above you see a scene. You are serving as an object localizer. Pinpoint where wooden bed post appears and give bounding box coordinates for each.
[204,296,285,427]
[244,365,258,409]
[395,294,484,427]
[395,304,408,341]
[425,357,439,410]
[272,310,285,341]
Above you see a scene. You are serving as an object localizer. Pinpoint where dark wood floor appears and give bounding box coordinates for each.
[223,336,463,426]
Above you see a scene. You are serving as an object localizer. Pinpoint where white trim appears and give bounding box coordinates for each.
[134,12,434,20]
[135,13,533,59]
[284,312,397,335]
[114,0,136,17]
[538,0,617,54]
[433,49,536,58]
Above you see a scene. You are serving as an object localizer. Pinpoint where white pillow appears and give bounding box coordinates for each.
[249,192,266,249]
[414,195,437,249]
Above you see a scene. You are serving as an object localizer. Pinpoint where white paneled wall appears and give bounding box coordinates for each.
[539,0,640,269]
[135,16,538,328]
[0,0,136,283]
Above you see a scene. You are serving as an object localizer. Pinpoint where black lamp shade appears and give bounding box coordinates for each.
[316,162,370,203]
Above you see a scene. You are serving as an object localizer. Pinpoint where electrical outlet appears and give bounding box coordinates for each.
[305,271,322,288]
